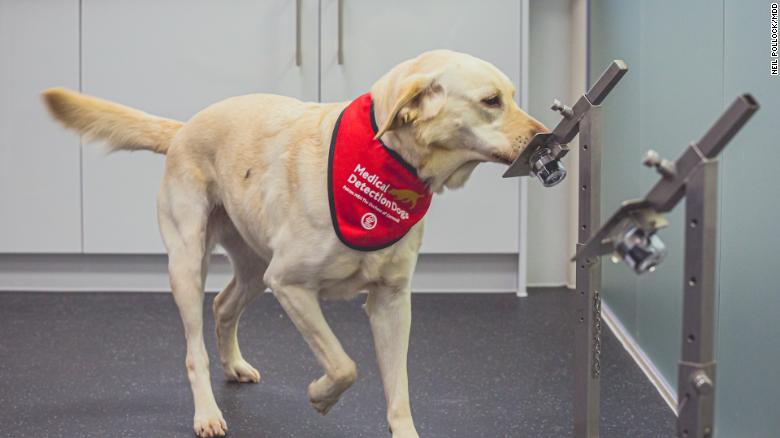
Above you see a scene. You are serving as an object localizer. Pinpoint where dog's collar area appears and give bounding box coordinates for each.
[327,93,433,251]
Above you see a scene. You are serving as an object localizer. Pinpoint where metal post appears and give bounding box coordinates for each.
[677,160,718,437]
[574,104,602,438]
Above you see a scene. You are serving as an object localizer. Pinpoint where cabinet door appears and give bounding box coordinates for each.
[81,0,319,253]
[0,0,82,253]
[320,0,522,253]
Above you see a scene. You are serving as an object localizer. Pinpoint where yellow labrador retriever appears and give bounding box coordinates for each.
[42,50,546,438]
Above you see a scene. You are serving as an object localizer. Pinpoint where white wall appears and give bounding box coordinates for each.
[526,0,581,287]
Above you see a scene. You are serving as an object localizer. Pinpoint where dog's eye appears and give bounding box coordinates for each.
[482,95,502,108]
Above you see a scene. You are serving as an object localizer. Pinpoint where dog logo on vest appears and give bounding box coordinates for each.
[389,188,424,209]
[360,212,378,230]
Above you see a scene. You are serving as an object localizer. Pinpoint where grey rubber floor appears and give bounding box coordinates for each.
[0,289,675,438]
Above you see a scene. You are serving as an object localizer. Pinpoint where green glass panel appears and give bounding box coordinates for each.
[589,0,642,334]
[634,0,724,388]
[716,1,780,436]
[591,0,780,435]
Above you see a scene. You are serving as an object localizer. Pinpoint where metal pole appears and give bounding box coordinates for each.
[574,104,602,438]
[677,160,718,437]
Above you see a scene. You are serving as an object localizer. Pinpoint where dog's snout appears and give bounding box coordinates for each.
[508,117,548,155]
[529,119,549,136]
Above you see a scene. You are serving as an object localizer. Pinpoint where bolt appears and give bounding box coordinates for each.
[642,149,677,178]
[643,149,661,167]
[692,371,713,395]
[551,99,574,118]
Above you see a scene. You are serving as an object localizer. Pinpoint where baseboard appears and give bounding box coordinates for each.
[601,301,679,414]
[0,253,519,294]
[526,281,569,288]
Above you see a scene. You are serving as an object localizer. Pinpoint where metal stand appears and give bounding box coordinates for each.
[574,105,602,438]
[575,94,759,438]
[504,60,628,438]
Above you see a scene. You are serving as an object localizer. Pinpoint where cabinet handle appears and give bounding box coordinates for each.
[295,0,302,66]
[337,0,344,64]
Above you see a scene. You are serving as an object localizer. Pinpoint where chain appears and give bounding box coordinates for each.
[592,289,602,378]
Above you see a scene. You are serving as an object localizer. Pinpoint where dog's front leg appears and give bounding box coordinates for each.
[366,286,419,438]
[267,279,357,415]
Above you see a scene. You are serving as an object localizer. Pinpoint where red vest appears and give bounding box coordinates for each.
[328,93,432,251]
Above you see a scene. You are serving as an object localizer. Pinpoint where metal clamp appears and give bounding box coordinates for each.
[503,60,628,180]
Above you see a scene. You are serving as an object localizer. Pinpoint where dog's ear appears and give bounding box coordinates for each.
[375,74,446,139]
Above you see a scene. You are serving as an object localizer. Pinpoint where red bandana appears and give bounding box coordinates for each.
[328,93,433,251]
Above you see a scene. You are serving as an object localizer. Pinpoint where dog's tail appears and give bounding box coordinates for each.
[41,87,183,155]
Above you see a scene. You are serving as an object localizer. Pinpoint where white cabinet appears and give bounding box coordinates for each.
[320,0,522,253]
[80,0,320,253]
[23,0,523,255]
[0,0,82,252]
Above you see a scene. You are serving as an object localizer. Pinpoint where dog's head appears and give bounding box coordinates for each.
[371,50,547,193]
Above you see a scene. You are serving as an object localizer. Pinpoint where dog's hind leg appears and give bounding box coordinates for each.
[212,213,267,384]
[158,174,226,438]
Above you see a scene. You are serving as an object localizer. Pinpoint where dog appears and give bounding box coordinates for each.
[42,50,546,438]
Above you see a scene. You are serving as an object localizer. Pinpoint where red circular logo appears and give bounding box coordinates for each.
[360,212,378,230]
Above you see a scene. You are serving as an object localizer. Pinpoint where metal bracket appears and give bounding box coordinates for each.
[503,60,628,179]
[574,94,760,264]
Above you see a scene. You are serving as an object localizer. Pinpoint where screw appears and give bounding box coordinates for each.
[551,99,574,118]
[692,371,713,395]
[643,149,662,167]
[642,149,677,178]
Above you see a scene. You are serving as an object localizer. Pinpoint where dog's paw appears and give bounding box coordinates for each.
[389,420,420,438]
[390,426,420,438]
[307,370,355,416]
[193,411,228,438]
[309,395,340,416]
[308,377,341,415]
[223,358,261,383]
[392,430,420,438]
[309,376,341,415]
